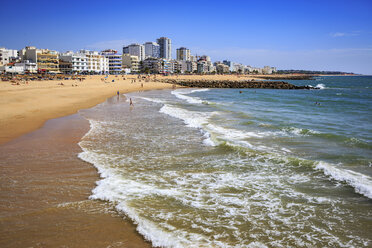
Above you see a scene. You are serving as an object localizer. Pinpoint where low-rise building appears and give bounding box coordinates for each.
[262,66,277,74]
[216,63,230,74]
[0,48,18,66]
[142,58,170,74]
[0,64,24,74]
[122,54,139,73]
[170,60,187,73]
[17,60,37,73]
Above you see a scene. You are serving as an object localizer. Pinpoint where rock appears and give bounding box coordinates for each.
[161,79,319,90]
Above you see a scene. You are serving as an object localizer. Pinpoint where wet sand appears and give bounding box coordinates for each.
[0,113,151,248]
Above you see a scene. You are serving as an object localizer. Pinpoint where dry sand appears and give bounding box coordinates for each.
[0,75,173,145]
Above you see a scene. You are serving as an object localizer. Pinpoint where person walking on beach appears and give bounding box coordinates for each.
[117,91,120,96]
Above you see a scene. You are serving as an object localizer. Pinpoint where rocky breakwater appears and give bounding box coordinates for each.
[163,79,319,89]
[254,75,314,80]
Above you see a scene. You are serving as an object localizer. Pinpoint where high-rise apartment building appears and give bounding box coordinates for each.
[157,37,172,60]
[123,43,145,61]
[144,42,160,58]
[176,47,191,61]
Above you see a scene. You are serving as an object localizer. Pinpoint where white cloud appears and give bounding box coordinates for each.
[330,31,360,37]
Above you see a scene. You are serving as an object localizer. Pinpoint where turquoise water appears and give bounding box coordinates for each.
[78,76,372,247]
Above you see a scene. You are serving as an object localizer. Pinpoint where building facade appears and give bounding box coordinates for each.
[157,37,172,60]
[144,42,160,59]
[186,61,197,73]
[123,43,145,61]
[142,58,171,74]
[122,54,139,73]
[59,51,88,73]
[101,49,122,74]
[176,47,190,61]
[0,48,18,66]
[80,50,109,74]
[23,46,60,73]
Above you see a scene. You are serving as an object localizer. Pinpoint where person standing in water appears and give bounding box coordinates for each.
[130,98,134,107]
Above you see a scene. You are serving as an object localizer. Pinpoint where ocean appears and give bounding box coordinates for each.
[78,76,372,247]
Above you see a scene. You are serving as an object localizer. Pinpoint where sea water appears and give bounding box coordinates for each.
[78,76,372,247]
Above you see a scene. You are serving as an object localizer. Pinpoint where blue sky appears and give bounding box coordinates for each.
[1,0,372,74]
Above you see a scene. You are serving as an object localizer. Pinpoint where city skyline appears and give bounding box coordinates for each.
[1,0,372,74]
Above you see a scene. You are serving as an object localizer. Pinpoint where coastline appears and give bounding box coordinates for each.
[1,75,371,246]
[0,74,308,145]
[0,77,174,247]
[0,112,152,247]
[0,75,173,145]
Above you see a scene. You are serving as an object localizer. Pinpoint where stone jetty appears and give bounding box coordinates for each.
[161,79,319,89]
[254,75,314,80]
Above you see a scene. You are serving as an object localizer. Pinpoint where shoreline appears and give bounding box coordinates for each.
[0,76,175,247]
[0,75,173,145]
[0,73,311,145]
[0,76,171,144]
[0,99,154,247]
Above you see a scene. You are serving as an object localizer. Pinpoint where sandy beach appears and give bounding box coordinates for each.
[0,74,250,247]
[0,75,175,247]
[0,74,270,145]
[0,75,176,145]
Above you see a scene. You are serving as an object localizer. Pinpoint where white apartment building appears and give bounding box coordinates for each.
[60,51,88,73]
[144,42,160,58]
[263,66,277,74]
[123,43,145,61]
[80,50,109,74]
[176,47,191,61]
[101,49,122,74]
[0,47,18,65]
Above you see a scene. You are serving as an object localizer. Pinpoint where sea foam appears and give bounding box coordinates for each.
[316,161,372,199]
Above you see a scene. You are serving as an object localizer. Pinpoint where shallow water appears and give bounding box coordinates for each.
[79,76,372,247]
